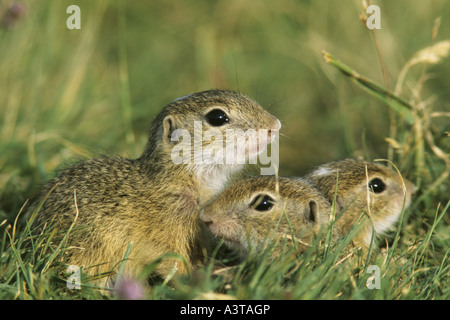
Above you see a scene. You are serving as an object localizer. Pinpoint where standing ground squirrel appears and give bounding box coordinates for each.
[305,159,415,249]
[29,89,281,280]
[200,176,331,258]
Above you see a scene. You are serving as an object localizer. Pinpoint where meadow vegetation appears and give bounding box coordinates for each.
[0,0,448,299]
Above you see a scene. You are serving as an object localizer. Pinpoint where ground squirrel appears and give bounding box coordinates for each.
[200,176,331,258]
[200,159,414,258]
[305,158,415,249]
[29,89,281,280]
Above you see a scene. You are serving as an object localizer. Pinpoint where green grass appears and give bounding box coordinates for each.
[0,200,447,300]
[0,0,449,300]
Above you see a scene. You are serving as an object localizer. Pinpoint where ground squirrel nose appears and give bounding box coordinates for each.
[272,119,281,131]
[405,180,416,197]
[265,119,281,144]
[203,220,213,228]
[199,209,211,223]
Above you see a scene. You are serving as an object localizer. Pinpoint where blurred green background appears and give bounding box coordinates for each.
[1,0,449,219]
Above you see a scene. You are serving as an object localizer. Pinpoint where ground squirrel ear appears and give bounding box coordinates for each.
[304,200,320,225]
[336,196,346,212]
[162,115,177,145]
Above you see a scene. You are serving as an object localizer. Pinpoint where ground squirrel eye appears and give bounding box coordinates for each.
[250,194,275,211]
[205,109,229,126]
[369,178,386,193]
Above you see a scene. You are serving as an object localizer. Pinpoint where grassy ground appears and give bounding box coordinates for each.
[0,0,448,300]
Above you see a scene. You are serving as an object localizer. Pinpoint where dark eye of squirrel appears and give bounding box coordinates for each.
[205,109,229,126]
[369,178,386,193]
[250,194,275,211]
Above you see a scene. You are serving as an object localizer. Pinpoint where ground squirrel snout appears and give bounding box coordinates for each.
[201,159,415,257]
[29,89,281,279]
[200,176,331,258]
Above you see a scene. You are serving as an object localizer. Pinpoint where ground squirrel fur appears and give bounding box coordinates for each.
[29,89,281,280]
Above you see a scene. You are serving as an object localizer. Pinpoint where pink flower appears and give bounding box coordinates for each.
[114,276,146,300]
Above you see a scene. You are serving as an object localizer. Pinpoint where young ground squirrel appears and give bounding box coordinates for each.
[305,158,415,249]
[200,176,331,258]
[29,89,281,280]
[200,159,414,258]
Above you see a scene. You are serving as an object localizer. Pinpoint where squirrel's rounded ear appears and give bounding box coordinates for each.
[162,115,177,145]
[304,200,320,225]
[336,195,346,212]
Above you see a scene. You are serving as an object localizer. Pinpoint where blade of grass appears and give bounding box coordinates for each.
[5,230,30,287]
[42,190,80,274]
[115,241,133,285]
[322,51,414,124]
[118,0,135,150]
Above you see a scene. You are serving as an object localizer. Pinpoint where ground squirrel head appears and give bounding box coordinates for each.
[143,90,280,160]
[140,90,281,191]
[305,158,415,247]
[200,176,331,258]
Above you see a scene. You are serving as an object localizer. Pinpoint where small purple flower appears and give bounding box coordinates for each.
[1,2,26,28]
[114,276,146,300]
